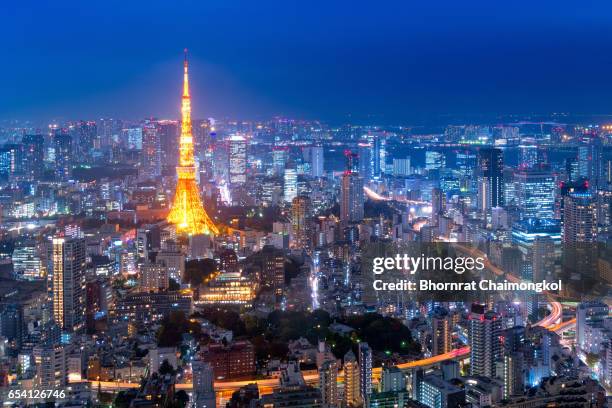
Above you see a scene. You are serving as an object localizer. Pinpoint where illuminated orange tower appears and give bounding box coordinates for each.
[168,50,219,235]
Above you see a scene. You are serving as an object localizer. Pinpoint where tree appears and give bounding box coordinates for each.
[159,359,175,376]
[157,311,202,347]
[175,390,189,408]
[168,278,181,291]
[184,258,217,286]
[586,352,600,368]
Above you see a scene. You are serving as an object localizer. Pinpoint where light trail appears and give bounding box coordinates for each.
[363,186,428,205]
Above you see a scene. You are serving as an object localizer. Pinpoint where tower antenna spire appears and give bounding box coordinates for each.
[169,50,218,236]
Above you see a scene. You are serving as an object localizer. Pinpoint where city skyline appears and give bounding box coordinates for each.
[2,3,612,407]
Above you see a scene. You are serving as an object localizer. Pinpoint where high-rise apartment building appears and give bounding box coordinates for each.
[52,237,86,332]
[469,304,501,378]
[477,148,504,212]
[140,122,162,181]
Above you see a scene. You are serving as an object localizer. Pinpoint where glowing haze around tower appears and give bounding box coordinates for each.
[167,50,219,236]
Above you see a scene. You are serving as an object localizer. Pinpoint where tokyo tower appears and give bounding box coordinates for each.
[167,50,219,235]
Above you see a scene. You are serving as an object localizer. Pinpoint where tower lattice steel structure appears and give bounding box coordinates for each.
[167,50,219,235]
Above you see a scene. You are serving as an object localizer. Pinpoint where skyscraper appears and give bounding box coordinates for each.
[563,192,596,245]
[343,350,361,407]
[477,148,504,212]
[431,188,446,226]
[291,195,311,250]
[157,120,180,167]
[319,359,339,408]
[21,134,44,180]
[167,50,218,236]
[311,145,325,178]
[0,144,21,180]
[358,342,372,404]
[54,133,72,181]
[228,134,247,186]
[503,352,525,398]
[75,120,97,158]
[578,139,603,189]
[369,133,386,179]
[284,167,298,203]
[469,304,501,378]
[514,168,556,220]
[576,301,609,353]
[358,142,372,181]
[140,122,162,181]
[52,237,86,332]
[340,151,364,225]
[272,146,287,176]
[432,307,452,356]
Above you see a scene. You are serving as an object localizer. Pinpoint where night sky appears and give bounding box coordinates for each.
[3,1,612,124]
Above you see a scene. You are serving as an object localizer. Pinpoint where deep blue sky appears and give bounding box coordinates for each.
[3,1,612,124]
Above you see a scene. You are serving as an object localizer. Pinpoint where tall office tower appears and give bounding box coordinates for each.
[157,120,180,167]
[76,120,97,157]
[358,142,373,181]
[168,51,219,236]
[291,196,311,250]
[54,133,72,181]
[358,342,372,404]
[21,134,44,180]
[124,126,143,150]
[52,237,86,332]
[518,141,538,169]
[140,122,162,181]
[425,150,445,170]
[456,150,477,177]
[576,301,609,352]
[96,118,110,148]
[0,144,21,180]
[319,359,339,408]
[272,146,288,176]
[477,148,504,212]
[310,145,324,178]
[392,157,411,177]
[283,166,298,203]
[578,139,603,189]
[514,168,556,220]
[431,188,446,226]
[340,151,364,225]
[432,307,452,356]
[193,360,216,408]
[469,304,501,377]
[503,352,525,398]
[343,350,361,407]
[33,344,66,387]
[369,133,386,178]
[228,134,247,186]
[381,366,406,392]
